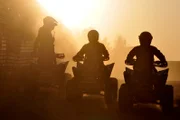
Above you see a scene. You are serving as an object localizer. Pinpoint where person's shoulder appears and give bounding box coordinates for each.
[150,45,157,48]
[150,45,158,50]
[38,26,44,32]
[132,45,140,50]
[82,43,89,48]
[134,45,140,48]
[98,42,106,47]
[128,46,140,53]
[84,43,89,46]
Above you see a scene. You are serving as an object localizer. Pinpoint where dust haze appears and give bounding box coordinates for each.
[1,1,180,120]
[27,0,180,81]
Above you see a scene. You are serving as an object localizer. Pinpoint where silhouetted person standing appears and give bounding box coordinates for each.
[33,16,58,67]
[125,31,167,84]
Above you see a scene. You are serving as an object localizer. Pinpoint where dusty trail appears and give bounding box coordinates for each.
[0,86,180,120]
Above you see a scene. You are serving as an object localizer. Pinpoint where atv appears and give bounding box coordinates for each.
[66,57,118,104]
[118,60,173,113]
[28,53,70,95]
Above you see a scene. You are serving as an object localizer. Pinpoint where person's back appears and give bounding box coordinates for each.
[73,30,109,71]
[78,42,109,66]
[125,31,167,73]
[127,45,166,73]
[37,26,54,49]
[125,31,168,90]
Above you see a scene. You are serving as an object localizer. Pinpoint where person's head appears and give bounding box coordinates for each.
[43,16,58,30]
[139,31,153,47]
[88,30,99,43]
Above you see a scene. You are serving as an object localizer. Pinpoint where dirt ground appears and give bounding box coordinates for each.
[0,81,180,120]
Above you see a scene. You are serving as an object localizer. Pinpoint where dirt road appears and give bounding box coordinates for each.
[0,87,180,120]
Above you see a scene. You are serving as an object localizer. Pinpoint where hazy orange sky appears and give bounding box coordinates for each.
[37,0,180,61]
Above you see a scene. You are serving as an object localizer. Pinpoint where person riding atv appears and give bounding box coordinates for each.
[125,31,167,85]
[33,16,58,67]
[119,31,173,113]
[66,30,118,103]
[73,30,109,73]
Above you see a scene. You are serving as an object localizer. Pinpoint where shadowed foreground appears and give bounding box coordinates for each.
[0,86,180,120]
[0,80,180,120]
[0,88,117,120]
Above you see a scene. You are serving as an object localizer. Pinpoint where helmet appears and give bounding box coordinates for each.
[43,16,58,26]
[139,31,153,46]
[88,30,99,43]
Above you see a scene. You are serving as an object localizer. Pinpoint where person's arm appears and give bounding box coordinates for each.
[102,44,109,60]
[125,47,137,65]
[73,45,86,61]
[153,46,167,65]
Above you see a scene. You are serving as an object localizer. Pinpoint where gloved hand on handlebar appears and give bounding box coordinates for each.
[102,56,109,61]
[125,59,136,65]
[154,61,168,67]
[73,55,84,62]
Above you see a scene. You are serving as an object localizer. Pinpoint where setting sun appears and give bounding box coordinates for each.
[36,0,128,48]
[37,0,102,29]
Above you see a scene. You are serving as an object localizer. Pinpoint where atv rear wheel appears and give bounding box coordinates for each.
[104,77,118,104]
[160,85,173,113]
[118,84,133,112]
[66,78,82,101]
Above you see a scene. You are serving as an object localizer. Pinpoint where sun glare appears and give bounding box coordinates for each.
[37,0,99,29]
[37,0,127,47]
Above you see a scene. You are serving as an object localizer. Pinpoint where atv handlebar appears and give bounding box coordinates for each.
[73,56,109,62]
[153,61,168,67]
[72,56,84,62]
[125,59,168,68]
[125,59,135,66]
[56,53,65,59]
